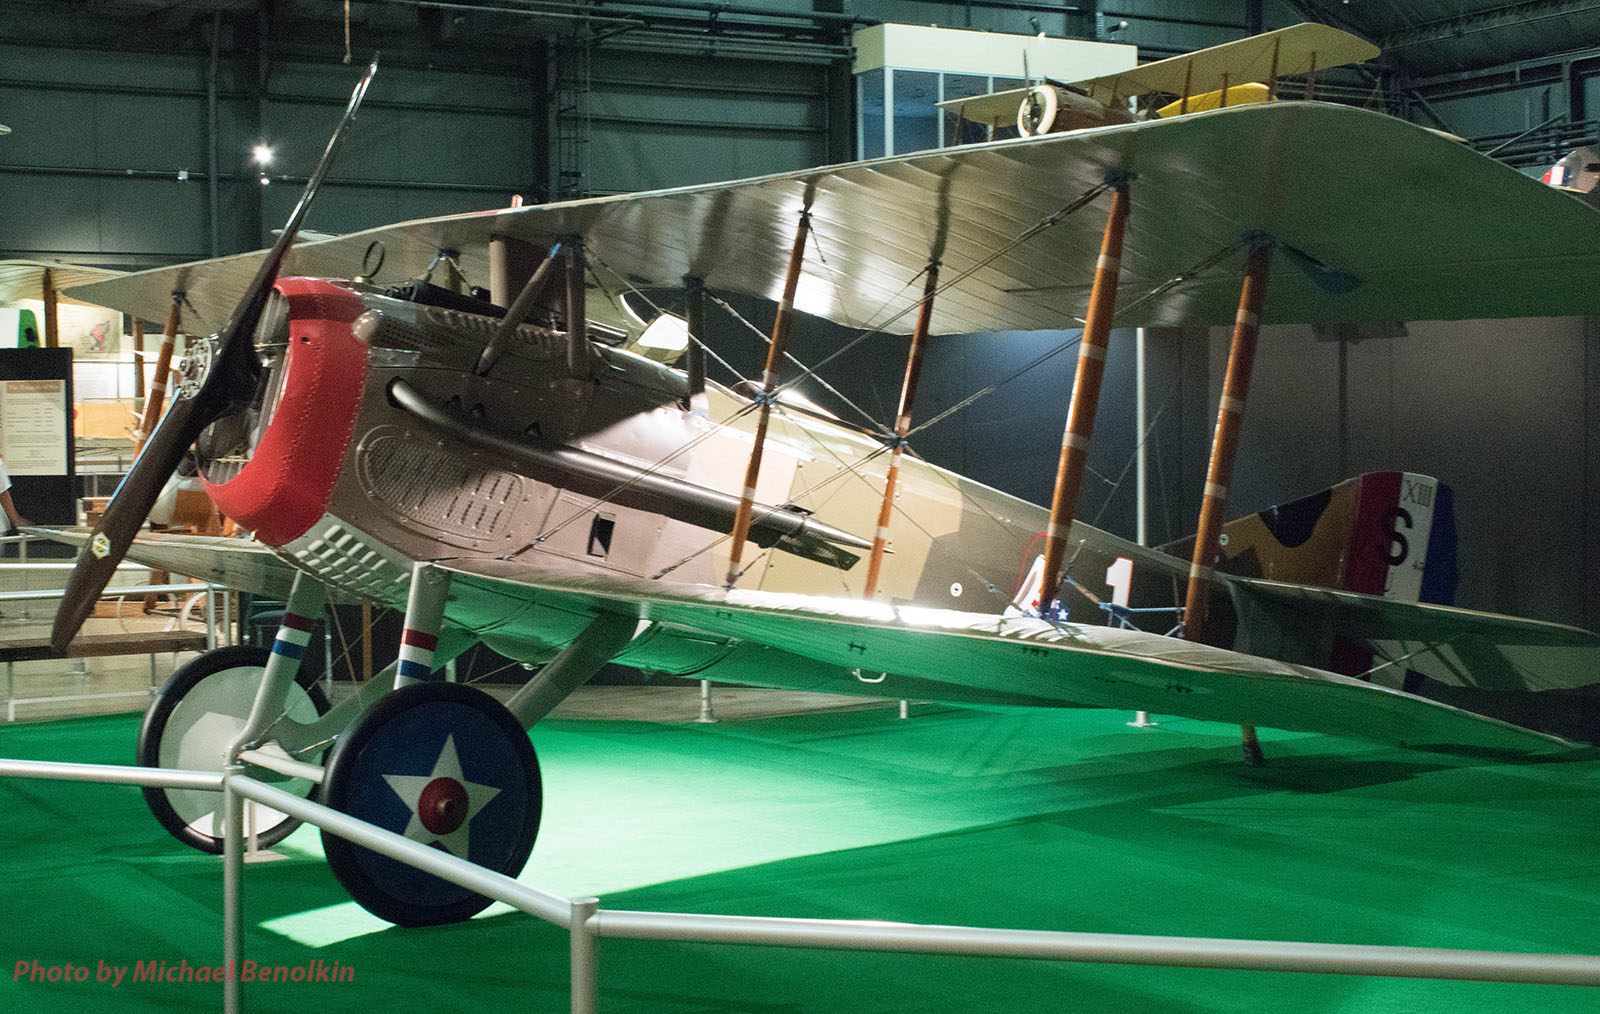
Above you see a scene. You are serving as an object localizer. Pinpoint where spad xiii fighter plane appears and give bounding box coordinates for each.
[47,53,1600,927]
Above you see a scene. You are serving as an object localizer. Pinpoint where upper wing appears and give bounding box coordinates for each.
[0,259,125,308]
[1067,24,1379,107]
[938,24,1378,125]
[28,528,300,600]
[66,102,1600,336]
[439,559,1575,756]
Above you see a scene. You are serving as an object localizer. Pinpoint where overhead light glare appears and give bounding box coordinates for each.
[252,143,274,166]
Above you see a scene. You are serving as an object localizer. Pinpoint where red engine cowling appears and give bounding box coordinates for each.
[202,278,369,546]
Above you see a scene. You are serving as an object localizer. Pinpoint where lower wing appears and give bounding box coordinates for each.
[442,560,1578,756]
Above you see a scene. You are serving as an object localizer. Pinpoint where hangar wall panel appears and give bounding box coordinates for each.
[0,42,536,263]
[576,51,829,195]
[1190,317,1600,629]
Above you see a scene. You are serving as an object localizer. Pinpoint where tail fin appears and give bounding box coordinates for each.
[1167,471,1457,605]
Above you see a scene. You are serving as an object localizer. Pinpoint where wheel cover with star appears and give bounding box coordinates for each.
[320,680,542,927]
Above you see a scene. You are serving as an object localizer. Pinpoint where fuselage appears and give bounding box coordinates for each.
[197,277,1190,681]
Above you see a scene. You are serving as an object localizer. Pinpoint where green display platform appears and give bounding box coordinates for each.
[2,704,1598,1012]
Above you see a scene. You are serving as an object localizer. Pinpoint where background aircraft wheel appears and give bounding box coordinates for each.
[320,680,542,927]
[138,644,330,855]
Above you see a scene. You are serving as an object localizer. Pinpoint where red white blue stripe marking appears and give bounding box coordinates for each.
[271,612,315,661]
[398,628,439,680]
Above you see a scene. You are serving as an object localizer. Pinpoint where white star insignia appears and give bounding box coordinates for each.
[382,734,500,858]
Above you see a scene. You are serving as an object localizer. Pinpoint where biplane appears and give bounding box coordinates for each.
[38,39,1600,928]
[938,23,1379,137]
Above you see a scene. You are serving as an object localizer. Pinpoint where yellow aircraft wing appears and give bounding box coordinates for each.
[936,86,1037,129]
[1069,23,1379,108]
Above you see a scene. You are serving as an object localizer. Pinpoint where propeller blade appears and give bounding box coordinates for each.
[53,395,216,649]
[50,56,379,653]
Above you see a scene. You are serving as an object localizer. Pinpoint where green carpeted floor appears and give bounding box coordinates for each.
[2,703,1599,1012]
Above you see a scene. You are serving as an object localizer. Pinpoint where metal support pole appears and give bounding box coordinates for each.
[565,238,589,380]
[324,622,334,694]
[696,679,716,723]
[1135,327,1148,549]
[1130,326,1157,730]
[207,12,221,258]
[571,896,599,1014]
[864,260,939,599]
[1037,184,1130,614]
[222,764,244,1014]
[397,562,453,686]
[1181,240,1271,764]
[726,210,811,587]
[205,585,217,651]
[684,276,707,414]
[6,661,12,723]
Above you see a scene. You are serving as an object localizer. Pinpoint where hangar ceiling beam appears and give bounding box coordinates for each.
[1282,0,1456,134]
[1384,1,1600,54]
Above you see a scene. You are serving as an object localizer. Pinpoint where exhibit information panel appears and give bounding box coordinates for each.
[1,379,69,475]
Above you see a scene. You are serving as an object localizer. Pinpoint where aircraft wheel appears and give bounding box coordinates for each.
[320,681,542,927]
[138,645,330,855]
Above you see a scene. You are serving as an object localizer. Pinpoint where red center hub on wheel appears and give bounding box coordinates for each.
[418,776,468,835]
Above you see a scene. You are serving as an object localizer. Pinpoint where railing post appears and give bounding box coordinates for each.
[571,897,600,1014]
[222,763,244,1014]
[18,535,28,620]
[205,584,218,651]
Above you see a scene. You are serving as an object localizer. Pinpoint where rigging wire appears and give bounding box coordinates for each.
[765,182,1115,406]
[521,182,1117,551]
[705,291,891,436]
[502,195,1241,589]
[586,251,753,386]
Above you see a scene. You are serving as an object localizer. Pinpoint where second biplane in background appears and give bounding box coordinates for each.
[940,22,1379,136]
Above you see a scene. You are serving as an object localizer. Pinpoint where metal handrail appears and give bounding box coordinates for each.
[0,757,221,790]
[0,581,210,603]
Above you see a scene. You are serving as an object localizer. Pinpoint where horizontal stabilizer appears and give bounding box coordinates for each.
[1231,578,1600,650]
[1230,577,1600,744]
